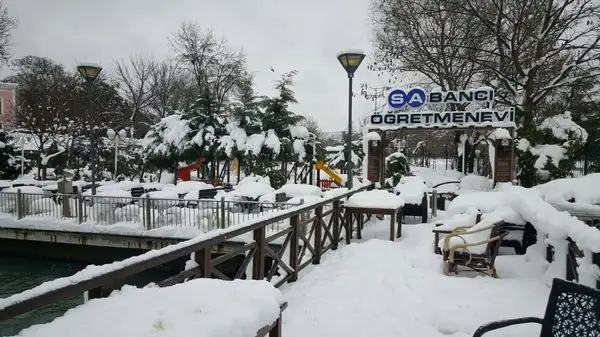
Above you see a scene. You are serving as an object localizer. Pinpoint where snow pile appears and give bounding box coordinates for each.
[460,175,493,192]
[231,176,275,199]
[446,191,525,225]
[264,130,281,155]
[534,174,600,207]
[393,176,427,204]
[15,279,284,337]
[277,184,322,198]
[282,224,549,337]
[289,125,310,139]
[345,190,404,209]
[488,128,512,140]
[539,111,588,142]
[162,181,214,195]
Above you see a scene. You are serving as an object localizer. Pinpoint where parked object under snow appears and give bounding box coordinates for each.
[345,190,405,209]
[393,176,427,205]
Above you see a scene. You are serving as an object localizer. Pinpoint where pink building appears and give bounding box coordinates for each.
[0,82,17,130]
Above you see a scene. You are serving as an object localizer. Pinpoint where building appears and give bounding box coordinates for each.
[0,82,18,130]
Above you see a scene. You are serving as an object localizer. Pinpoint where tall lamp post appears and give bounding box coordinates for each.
[77,63,103,195]
[336,50,366,189]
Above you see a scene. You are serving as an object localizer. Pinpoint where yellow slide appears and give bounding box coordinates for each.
[315,161,343,186]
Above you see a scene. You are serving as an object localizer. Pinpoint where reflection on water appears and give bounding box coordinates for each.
[0,256,85,336]
[0,255,176,336]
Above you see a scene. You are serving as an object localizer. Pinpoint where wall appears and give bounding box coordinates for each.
[0,83,18,130]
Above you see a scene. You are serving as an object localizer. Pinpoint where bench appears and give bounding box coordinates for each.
[473,278,600,336]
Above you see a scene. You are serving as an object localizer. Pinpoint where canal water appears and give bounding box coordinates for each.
[0,255,175,336]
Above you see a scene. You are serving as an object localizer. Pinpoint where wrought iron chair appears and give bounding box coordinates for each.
[473,278,600,337]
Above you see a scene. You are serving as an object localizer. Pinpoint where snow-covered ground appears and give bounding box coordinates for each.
[7,218,552,337]
[281,219,550,337]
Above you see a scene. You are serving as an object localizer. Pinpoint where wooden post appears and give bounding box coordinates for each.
[269,316,282,337]
[289,214,299,282]
[253,227,266,280]
[389,212,395,241]
[345,208,352,244]
[316,169,321,188]
[227,160,231,183]
[332,200,340,250]
[236,160,241,184]
[196,247,212,278]
[313,206,323,264]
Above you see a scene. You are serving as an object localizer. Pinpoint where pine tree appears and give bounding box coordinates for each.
[0,130,31,179]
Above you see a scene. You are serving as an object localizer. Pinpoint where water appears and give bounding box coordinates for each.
[0,256,85,336]
[0,255,176,336]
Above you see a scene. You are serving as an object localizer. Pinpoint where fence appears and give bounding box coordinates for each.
[0,190,298,232]
[0,184,372,322]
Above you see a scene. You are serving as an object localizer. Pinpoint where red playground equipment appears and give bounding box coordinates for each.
[177,158,206,181]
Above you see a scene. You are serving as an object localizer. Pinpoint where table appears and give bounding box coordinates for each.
[342,205,403,242]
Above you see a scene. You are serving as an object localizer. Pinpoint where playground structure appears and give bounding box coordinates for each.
[177,157,344,190]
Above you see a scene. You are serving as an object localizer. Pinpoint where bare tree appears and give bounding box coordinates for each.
[149,60,190,119]
[450,0,600,129]
[0,1,15,67]
[113,56,156,122]
[169,22,247,111]
[371,0,489,93]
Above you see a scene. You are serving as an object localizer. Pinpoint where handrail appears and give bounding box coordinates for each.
[0,183,373,321]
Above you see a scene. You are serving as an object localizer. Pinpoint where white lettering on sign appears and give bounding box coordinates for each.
[370,108,515,127]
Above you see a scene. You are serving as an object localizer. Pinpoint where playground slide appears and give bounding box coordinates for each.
[315,161,343,186]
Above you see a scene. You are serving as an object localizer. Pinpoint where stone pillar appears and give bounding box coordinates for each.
[57,179,73,217]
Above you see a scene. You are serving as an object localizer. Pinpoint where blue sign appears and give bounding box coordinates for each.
[387,88,427,109]
[386,87,495,110]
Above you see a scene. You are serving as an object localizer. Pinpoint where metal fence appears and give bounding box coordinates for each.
[0,190,300,232]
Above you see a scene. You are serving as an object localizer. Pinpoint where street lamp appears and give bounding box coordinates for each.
[336,50,366,189]
[20,134,32,176]
[77,63,102,195]
[107,128,127,180]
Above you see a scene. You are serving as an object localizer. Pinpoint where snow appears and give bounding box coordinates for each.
[282,221,550,337]
[437,216,499,254]
[531,144,566,170]
[393,176,427,204]
[264,129,281,155]
[15,279,284,337]
[289,125,310,139]
[336,49,366,57]
[534,174,600,214]
[3,186,44,195]
[246,133,266,156]
[293,138,306,161]
[277,184,322,198]
[488,128,512,140]
[232,176,275,199]
[345,190,404,209]
[162,181,214,195]
[364,131,381,141]
[539,111,588,142]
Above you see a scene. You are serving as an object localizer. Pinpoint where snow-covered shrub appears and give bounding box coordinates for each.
[0,130,32,179]
[517,111,587,185]
[385,152,411,188]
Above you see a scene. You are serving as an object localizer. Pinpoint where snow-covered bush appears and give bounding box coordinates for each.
[385,152,411,188]
[0,130,32,179]
[517,111,587,185]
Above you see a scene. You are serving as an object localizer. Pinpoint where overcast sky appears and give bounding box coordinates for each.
[4,0,393,132]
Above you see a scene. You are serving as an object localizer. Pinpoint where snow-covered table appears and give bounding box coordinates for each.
[344,190,405,241]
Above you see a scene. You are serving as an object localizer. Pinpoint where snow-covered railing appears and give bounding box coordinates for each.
[0,190,298,232]
[0,183,374,323]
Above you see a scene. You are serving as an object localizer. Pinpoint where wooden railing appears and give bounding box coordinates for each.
[0,184,373,322]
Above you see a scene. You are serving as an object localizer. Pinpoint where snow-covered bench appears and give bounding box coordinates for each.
[438,219,508,277]
[14,279,287,337]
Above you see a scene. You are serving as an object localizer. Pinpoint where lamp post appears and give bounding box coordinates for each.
[336,50,366,189]
[20,135,32,176]
[77,63,103,195]
[107,128,127,180]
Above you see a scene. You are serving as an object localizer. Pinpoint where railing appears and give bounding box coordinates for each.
[0,184,373,322]
[0,190,298,232]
